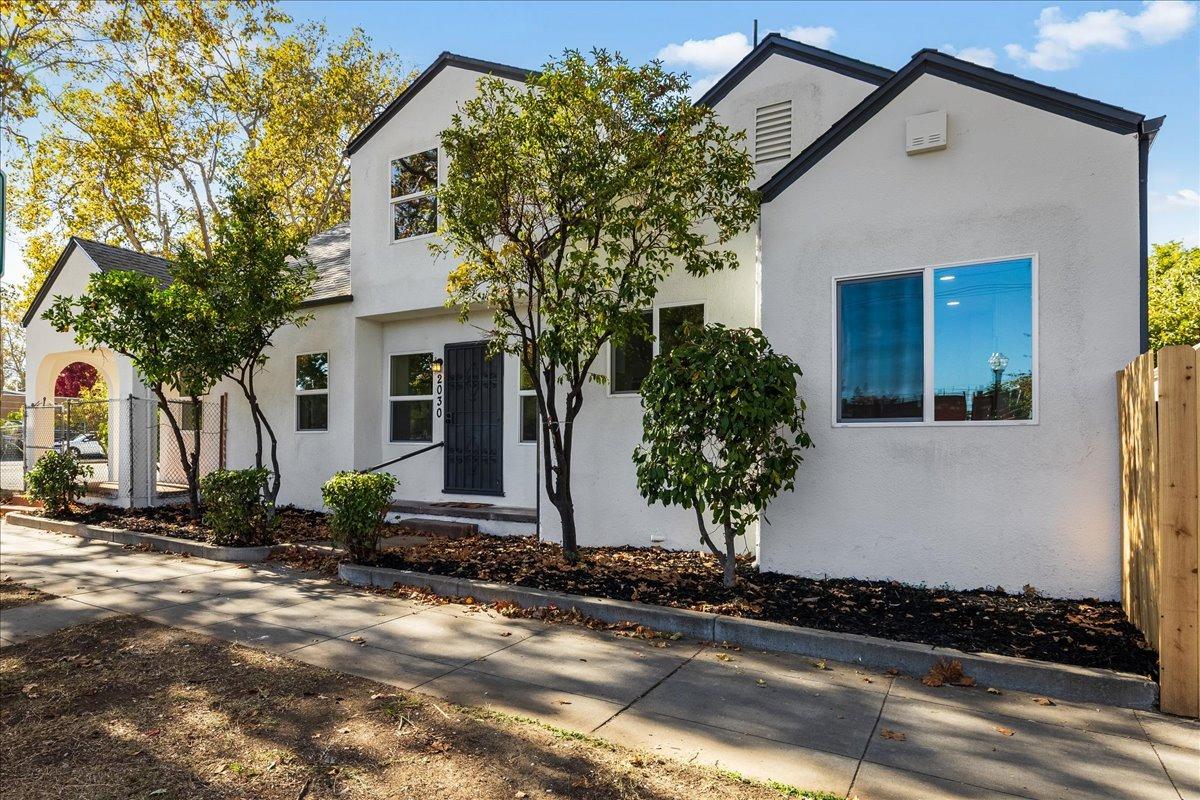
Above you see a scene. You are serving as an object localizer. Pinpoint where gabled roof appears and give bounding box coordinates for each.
[344,52,536,156]
[761,48,1150,202]
[21,228,355,327]
[697,32,894,108]
[21,237,172,327]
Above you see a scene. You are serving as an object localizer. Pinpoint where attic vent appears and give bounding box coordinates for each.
[906,111,948,155]
[755,101,792,164]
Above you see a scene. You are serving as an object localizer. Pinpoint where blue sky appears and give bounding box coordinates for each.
[3,1,1197,286]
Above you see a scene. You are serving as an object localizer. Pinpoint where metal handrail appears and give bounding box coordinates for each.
[359,441,444,474]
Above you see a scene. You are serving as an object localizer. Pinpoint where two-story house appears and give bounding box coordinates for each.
[20,34,1160,599]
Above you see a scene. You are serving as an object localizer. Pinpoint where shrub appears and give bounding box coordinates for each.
[200,468,274,547]
[634,325,812,587]
[321,471,398,563]
[27,450,93,516]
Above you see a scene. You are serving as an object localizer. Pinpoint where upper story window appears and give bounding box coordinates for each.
[836,257,1035,425]
[611,303,705,394]
[296,352,329,432]
[391,148,438,241]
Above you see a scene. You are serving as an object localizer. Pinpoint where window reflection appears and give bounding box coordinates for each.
[837,274,924,421]
[934,259,1033,421]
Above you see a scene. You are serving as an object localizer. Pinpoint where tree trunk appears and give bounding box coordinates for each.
[722,522,737,588]
[235,364,280,517]
[153,389,201,520]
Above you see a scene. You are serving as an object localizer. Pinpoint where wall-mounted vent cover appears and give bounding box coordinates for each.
[906,111,948,155]
[755,100,792,164]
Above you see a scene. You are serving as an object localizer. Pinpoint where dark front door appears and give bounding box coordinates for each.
[443,341,504,495]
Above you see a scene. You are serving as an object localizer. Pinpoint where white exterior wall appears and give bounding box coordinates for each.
[759,73,1141,599]
[709,53,879,185]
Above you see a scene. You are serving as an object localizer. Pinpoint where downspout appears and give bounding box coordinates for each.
[1137,116,1165,354]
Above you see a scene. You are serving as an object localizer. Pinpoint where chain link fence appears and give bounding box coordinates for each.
[0,395,227,505]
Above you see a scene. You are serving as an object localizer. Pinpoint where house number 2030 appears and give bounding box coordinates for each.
[436,373,443,418]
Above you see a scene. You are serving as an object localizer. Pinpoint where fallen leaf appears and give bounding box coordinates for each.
[881,728,906,741]
[922,658,975,687]
[755,679,766,687]
[994,725,1015,736]
[716,653,733,662]
[1033,697,1055,706]
[987,687,1003,695]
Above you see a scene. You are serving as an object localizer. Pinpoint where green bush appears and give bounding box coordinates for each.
[321,471,398,563]
[200,468,274,547]
[27,450,93,517]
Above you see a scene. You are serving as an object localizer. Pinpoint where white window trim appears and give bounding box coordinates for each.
[830,253,1039,428]
[516,354,538,445]
[295,350,329,433]
[387,350,435,443]
[389,146,439,243]
[608,300,707,397]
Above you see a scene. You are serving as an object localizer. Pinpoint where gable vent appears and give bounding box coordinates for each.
[755,100,793,164]
[906,110,948,155]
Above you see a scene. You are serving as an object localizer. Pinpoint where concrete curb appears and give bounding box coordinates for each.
[339,561,1159,711]
[7,512,272,562]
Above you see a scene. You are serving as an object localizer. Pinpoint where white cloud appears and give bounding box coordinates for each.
[1165,188,1200,207]
[657,32,751,73]
[780,25,837,49]
[1005,1,1198,70]
[659,24,840,99]
[941,45,999,67]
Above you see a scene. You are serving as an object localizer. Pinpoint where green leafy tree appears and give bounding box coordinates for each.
[439,50,758,560]
[172,185,315,508]
[634,326,812,587]
[1148,241,1200,351]
[1,282,27,390]
[6,2,403,311]
[43,271,229,517]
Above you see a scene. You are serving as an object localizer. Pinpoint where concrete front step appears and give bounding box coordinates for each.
[388,499,536,524]
[394,517,478,538]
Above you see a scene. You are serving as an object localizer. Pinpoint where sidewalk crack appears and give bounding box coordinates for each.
[587,640,707,734]
[846,677,892,798]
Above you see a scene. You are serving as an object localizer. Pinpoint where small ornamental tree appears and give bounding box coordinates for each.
[172,185,315,510]
[634,325,813,587]
[439,50,757,560]
[44,271,228,518]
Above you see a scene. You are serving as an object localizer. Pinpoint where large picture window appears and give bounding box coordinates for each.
[836,257,1035,424]
[295,352,329,432]
[610,304,704,394]
[389,352,433,442]
[390,148,437,241]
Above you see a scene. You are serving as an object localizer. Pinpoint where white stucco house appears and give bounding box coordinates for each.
[20,34,1162,599]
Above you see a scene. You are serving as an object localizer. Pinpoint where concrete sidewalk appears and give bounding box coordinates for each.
[1,518,1196,799]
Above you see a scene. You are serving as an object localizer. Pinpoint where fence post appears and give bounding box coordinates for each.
[219,393,228,470]
[1156,345,1199,717]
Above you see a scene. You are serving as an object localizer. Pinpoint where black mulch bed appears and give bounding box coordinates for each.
[375,535,1158,679]
[44,504,334,545]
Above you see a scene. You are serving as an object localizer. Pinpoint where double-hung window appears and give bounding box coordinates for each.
[518,359,538,444]
[296,352,329,431]
[610,303,704,394]
[389,353,433,442]
[390,148,438,241]
[836,256,1035,424]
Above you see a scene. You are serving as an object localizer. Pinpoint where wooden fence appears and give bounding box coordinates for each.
[1118,345,1199,717]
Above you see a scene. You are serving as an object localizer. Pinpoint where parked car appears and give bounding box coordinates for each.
[56,432,105,460]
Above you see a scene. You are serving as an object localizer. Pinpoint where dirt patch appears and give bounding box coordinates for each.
[0,616,825,800]
[44,504,349,546]
[0,579,52,611]
[373,535,1156,678]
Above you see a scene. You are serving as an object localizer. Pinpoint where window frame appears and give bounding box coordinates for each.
[294,350,329,433]
[517,354,538,445]
[389,146,439,243]
[608,300,706,397]
[831,254,1039,428]
[387,349,435,443]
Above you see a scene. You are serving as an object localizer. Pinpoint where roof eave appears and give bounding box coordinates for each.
[761,49,1148,203]
[344,52,536,157]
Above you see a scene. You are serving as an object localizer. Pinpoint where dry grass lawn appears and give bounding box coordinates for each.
[0,580,52,611]
[0,616,830,800]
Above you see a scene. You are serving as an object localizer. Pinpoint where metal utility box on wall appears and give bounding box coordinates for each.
[906,110,948,154]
